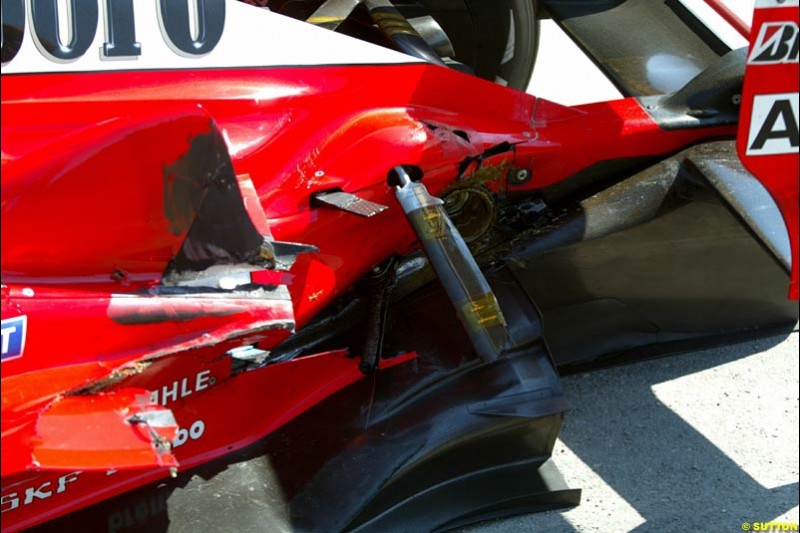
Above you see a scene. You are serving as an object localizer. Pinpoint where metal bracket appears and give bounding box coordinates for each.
[314,191,389,218]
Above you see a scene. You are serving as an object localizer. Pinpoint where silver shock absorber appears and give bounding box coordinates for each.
[393,166,508,363]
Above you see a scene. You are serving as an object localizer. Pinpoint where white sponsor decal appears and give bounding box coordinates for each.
[0,0,417,75]
[746,92,800,156]
[1,472,82,513]
[172,419,206,449]
[149,370,213,407]
[748,21,799,64]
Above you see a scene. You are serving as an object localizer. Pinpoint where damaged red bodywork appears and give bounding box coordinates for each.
[1,0,797,530]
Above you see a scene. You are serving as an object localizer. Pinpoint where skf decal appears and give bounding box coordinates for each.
[748,21,799,64]
[746,93,800,156]
[1,472,81,513]
[1,315,26,362]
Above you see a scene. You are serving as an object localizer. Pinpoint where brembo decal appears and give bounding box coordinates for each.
[747,93,800,156]
[0,0,225,65]
[748,21,800,64]
[172,419,206,449]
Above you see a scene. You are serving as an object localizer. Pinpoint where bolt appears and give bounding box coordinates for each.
[510,168,532,185]
[111,268,127,282]
[732,94,741,106]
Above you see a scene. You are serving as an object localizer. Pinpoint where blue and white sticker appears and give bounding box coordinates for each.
[1,315,27,362]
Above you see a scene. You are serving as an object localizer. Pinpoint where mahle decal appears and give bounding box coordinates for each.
[149,369,214,407]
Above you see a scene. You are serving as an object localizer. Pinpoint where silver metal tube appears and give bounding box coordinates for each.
[394,167,508,362]
[307,0,362,30]
[408,16,455,58]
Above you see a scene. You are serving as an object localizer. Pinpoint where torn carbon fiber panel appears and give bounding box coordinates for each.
[29,269,578,533]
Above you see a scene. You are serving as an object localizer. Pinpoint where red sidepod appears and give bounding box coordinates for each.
[1,61,741,530]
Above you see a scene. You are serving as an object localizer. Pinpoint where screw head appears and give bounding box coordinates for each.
[510,168,532,185]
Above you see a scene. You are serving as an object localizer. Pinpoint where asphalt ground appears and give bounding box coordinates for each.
[462,332,799,533]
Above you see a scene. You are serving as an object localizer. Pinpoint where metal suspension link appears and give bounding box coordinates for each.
[307,0,362,31]
[393,167,508,363]
[364,0,447,66]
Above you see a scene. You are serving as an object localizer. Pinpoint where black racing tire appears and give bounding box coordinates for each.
[281,0,540,90]
[496,0,540,90]
[412,0,540,90]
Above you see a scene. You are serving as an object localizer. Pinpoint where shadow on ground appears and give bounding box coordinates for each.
[460,332,799,533]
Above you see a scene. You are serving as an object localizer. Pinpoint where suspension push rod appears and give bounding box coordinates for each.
[393,167,509,363]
